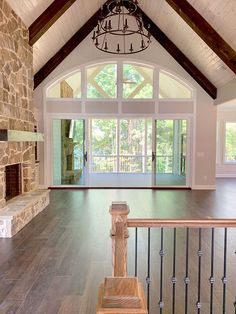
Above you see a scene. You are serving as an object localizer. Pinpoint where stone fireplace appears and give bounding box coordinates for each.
[0,0,49,238]
[5,163,22,201]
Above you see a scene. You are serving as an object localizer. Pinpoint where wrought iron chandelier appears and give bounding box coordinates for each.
[92,0,151,55]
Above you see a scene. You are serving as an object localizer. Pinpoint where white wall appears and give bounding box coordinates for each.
[216,78,236,106]
[34,33,216,189]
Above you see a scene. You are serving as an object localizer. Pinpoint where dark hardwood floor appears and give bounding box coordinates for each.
[0,179,235,313]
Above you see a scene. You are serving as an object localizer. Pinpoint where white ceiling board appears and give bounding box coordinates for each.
[189,0,236,51]
[6,0,235,88]
[6,0,54,27]
[139,0,235,88]
[33,0,104,73]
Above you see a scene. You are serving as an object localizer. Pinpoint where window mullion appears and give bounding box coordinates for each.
[117,119,120,173]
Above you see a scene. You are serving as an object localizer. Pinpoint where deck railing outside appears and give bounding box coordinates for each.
[90,155,173,173]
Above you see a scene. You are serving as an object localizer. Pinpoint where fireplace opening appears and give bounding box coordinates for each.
[5,164,22,201]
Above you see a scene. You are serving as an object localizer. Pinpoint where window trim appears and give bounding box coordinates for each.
[223,120,236,164]
[46,60,194,102]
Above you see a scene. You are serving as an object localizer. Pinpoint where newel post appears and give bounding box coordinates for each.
[110,201,130,277]
[96,202,148,314]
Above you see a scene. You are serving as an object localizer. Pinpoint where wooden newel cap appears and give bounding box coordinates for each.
[109,202,130,216]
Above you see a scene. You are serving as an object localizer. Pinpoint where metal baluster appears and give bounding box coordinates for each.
[197,228,202,313]
[184,228,190,314]
[209,228,215,314]
[146,227,151,311]
[159,227,164,313]
[222,228,228,314]
[172,228,177,314]
[134,227,138,277]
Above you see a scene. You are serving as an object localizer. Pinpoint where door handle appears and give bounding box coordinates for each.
[84,151,88,162]
[152,152,156,162]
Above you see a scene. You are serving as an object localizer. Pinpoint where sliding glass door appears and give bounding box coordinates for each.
[52,119,86,185]
[51,117,190,187]
[153,119,188,186]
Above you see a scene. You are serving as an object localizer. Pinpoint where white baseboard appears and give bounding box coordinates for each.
[216,174,236,178]
[192,185,216,190]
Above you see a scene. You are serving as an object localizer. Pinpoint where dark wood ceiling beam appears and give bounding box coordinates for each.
[29,0,77,46]
[164,0,236,74]
[34,11,102,88]
[138,8,217,99]
[34,2,115,89]
[34,2,217,99]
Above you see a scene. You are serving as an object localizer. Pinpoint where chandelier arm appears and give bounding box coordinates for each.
[92,0,151,55]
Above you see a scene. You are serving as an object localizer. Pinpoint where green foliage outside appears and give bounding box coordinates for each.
[87,64,117,98]
[156,120,174,173]
[123,64,153,99]
[225,123,236,161]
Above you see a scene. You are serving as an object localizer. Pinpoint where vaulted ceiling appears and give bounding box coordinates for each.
[6,0,236,98]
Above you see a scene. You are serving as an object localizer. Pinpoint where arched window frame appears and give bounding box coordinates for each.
[46,60,194,102]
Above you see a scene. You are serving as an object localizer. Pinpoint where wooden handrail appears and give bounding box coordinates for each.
[127,218,236,228]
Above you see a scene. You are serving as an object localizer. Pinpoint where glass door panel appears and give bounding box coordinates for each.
[53,119,86,185]
[90,119,117,173]
[154,119,187,186]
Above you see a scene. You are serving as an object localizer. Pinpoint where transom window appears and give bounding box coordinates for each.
[47,71,81,98]
[123,63,153,99]
[159,71,192,99]
[87,63,117,99]
[47,62,193,100]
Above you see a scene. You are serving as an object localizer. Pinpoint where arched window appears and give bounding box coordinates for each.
[159,71,192,99]
[123,63,154,99]
[47,71,81,98]
[86,63,117,99]
[46,62,193,100]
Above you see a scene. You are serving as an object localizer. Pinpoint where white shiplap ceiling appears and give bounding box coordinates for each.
[6,0,236,88]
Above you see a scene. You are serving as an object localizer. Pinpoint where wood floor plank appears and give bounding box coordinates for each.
[0,179,235,313]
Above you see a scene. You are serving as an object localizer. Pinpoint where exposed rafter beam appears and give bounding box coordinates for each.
[164,0,236,74]
[34,2,114,89]
[34,2,217,99]
[29,0,77,46]
[138,7,217,99]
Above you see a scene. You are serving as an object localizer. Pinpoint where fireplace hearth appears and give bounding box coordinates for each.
[5,164,22,201]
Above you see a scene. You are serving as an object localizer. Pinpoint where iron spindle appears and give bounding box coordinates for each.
[209,228,215,314]
[222,228,228,314]
[159,227,164,313]
[184,228,190,314]
[172,228,177,314]
[146,227,151,311]
[134,227,138,277]
[197,228,202,314]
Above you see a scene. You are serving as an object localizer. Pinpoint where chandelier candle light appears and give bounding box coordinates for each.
[92,0,151,55]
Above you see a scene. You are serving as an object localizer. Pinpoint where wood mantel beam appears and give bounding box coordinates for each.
[29,0,77,46]
[138,7,217,99]
[165,0,236,74]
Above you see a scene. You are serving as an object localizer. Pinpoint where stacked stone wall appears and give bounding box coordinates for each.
[0,0,36,207]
